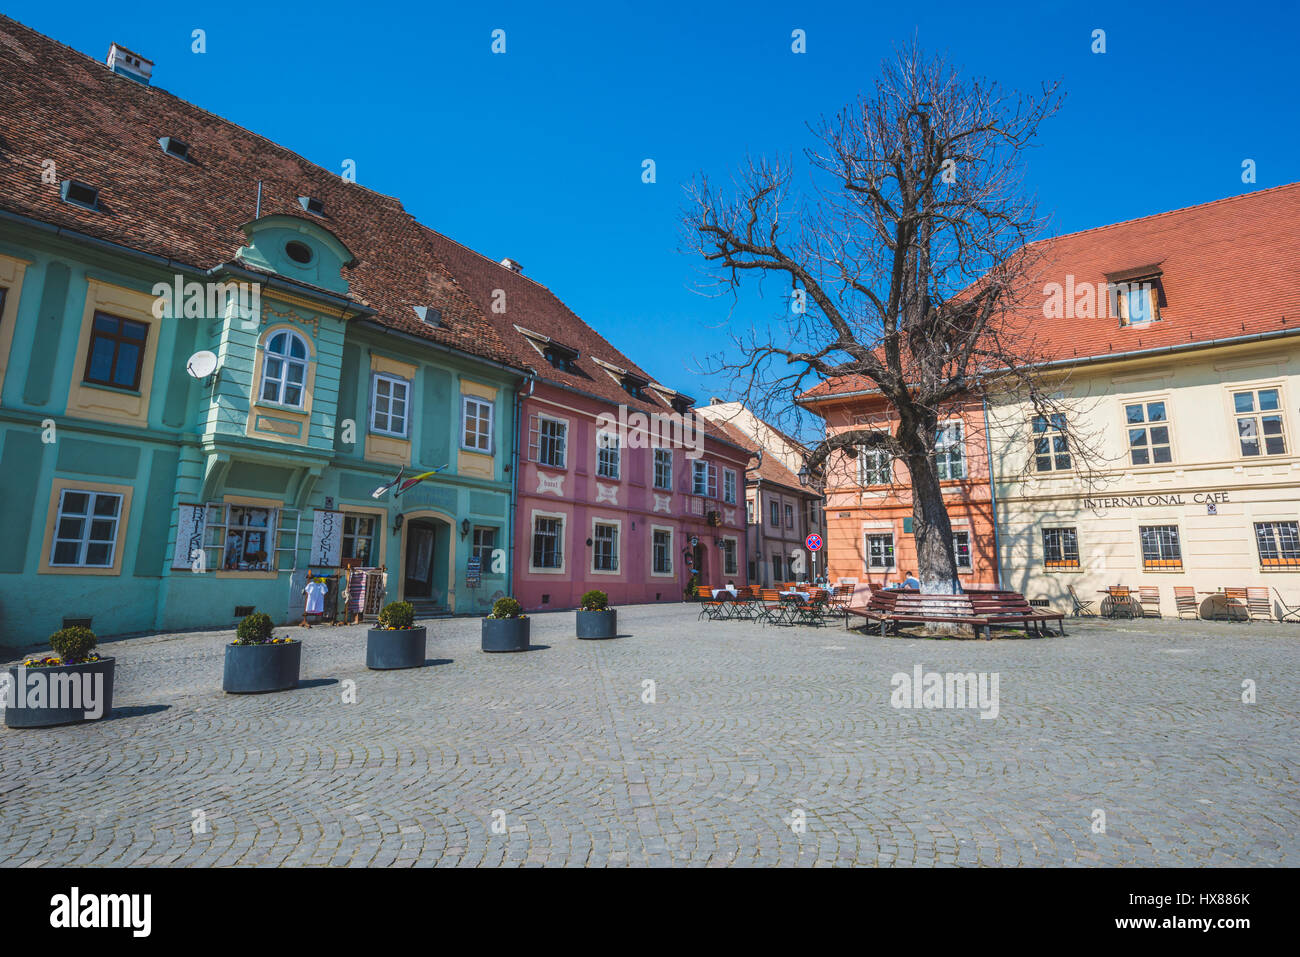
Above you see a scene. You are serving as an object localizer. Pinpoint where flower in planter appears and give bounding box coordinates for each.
[579,590,610,612]
[231,611,294,646]
[487,596,526,620]
[377,601,416,631]
[30,625,102,667]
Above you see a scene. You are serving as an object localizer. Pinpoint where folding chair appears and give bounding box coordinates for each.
[1224,587,1248,623]
[696,585,724,621]
[758,588,790,625]
[1173,586,1200,621]
[1068,584,1097,617]
[730,586,758,621]
[1272,588,1300,623]
[1245,587,1273,622]
[1137,586,1162,618]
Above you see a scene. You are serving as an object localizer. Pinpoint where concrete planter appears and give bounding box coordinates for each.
[4,657,115,728]
[366,627,427,670]
[481,617,530,652]
[222,641,301,693]
[576,609,617,639]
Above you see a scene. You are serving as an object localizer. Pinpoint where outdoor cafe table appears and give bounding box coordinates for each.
[1097,590,1140,619]
[1198,590,1247,622]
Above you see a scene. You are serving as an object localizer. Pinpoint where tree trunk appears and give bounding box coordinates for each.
[907,453,961,595]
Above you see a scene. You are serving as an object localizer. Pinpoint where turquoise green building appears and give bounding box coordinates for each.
[0,20,523,642]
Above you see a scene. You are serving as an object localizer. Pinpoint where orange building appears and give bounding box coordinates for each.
[798,391,1000,590]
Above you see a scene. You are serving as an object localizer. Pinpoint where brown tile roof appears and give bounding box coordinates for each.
[420,226,748,453]
[0,14,518,368]
[705,418,812,494]
[802,182,1300,402]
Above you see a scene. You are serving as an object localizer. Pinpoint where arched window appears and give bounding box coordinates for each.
[259,330,308,407]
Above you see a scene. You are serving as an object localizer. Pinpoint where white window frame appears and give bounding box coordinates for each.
[471,526,498,568]
[866,532,895,570]
[535,414,568,469]
[591,517,621,575]
[721,535,739,576]
[50,488,123,568]
[1232,386,1288,458]
[1255,521,1300,569]
[1042,526,1080,570]
[528,509,567,574]
[692,459,709,495]
[341,512,380,566]
[952,530,972,570]
[461,395,494,453]
[859,449,892,486]
[934,420,965,481]
[1138,524,1183,571]
[370,372,410,438]
[1031,413,1072,473]
[597,430,621,479]
[1124,397,1174,466]
[653,448,673,490]
[650,524,674,578]
[259,329,309,408]
[723,468,737,505]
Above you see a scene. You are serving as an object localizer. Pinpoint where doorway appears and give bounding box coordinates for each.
[402,517,450,609]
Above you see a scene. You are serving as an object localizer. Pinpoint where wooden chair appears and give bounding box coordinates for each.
[1173,586,1199,620]
[1224,587,1248,622]
[695,585,724,620]
[757,588,791,625]
[1067,584,1097,617]
[1104,585,1136,619]
[1245,587,1272,622]
[1272,588,1300,623]
[1137,586,1162,618]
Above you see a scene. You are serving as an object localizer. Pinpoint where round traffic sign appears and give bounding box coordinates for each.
[805,533,823,551]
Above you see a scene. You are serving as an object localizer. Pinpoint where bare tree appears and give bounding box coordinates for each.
[683,45,1077,594]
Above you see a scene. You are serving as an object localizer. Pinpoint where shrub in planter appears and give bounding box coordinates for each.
[482,596,530,652]
[576,590,617,640]
[5,626,114,728]
[223,611,300,694]
[367,600,426,670]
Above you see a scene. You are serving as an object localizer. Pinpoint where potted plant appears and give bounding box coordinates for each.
[481,596,529,652]
[366,601,427,670]
[576,589,617,639]
[222,611,300,693]
[4,626,114,728]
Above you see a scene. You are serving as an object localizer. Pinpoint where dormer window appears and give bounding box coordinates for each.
[670,395,693,415]
[159,137,190,160]
[284,240,314,265]
[1106,265,1165,326]
[414,306,442,327]
[621,374,649,400]
[543,343,578,372]
[60,180,100,210]
[298,196,325,216]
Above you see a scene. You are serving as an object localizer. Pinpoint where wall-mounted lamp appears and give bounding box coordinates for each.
[715,538,725,549]
[460,519,471,540]
[392,513,404,535]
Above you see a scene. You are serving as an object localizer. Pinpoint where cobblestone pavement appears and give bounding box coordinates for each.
[1,604,1296,867]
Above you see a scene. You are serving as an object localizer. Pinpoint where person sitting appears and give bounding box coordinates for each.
[893,570,921,590]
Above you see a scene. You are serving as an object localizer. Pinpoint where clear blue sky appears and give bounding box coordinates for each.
[9,0,1298,404]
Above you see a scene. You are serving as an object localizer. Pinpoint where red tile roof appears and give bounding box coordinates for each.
[420,226,747,452]
[803,182,1300,402]
[0,14,516,367]
[705,417,813,494]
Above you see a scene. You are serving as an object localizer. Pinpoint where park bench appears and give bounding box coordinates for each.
[846,587,1065,639]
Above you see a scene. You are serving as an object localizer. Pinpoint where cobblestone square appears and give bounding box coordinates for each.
[2,604,1296,867]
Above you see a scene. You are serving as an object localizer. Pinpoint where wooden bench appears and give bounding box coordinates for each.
[846,588,1065,639]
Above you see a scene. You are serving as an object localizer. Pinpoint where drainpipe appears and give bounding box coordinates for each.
[981,395,1004,589]
[508,372,535,602]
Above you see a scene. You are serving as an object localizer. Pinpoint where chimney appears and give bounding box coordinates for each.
[106,43,153,84]
[499,258,523,274]
[710,396,725,405]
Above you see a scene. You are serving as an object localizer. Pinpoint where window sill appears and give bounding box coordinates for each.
[374,429,410,440]
[81,380,142,397]
[252,399,307,415]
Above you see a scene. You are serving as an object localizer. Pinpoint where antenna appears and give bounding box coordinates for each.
[255,180,262,218]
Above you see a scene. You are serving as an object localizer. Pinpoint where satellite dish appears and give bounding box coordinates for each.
[186,351,218,379]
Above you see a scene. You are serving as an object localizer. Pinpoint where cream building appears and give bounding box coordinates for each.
[986,185,1300,617]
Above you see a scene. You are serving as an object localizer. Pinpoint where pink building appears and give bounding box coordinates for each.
[424,233,752,610]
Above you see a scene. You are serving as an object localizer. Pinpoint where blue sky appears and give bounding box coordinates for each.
[10,0,1299,403]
